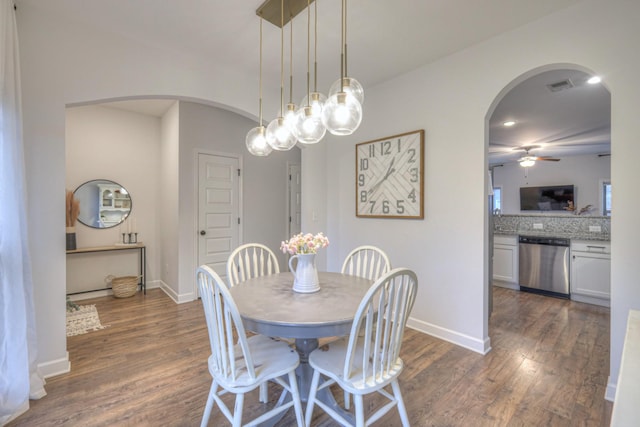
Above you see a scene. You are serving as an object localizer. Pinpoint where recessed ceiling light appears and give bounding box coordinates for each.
[587,76,602,84]
[503,121,516,127]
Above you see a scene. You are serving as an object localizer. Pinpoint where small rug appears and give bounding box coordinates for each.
[66,304,107,337]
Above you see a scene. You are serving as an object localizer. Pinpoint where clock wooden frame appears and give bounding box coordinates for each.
[355,129,425,219]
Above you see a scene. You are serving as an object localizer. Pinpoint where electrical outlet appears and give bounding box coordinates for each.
[533,223,543,230]
[589,225,602,232]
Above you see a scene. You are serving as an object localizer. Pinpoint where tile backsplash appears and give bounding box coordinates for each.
[493,214,610,240]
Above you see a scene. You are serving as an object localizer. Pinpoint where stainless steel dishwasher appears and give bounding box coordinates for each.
[518,235,570,298]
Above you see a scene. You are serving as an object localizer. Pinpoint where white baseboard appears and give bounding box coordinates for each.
[493,281,519,291]
[571,293,610,308]
[38,352,70,379]
[606,375,616,402]
[406,317,491,355]
[156,280,195,304]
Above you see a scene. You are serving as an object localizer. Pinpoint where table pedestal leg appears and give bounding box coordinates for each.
[294,338,318,402]
[294,338,355,424]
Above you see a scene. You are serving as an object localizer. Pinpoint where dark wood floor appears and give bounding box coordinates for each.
[9,286,612,426]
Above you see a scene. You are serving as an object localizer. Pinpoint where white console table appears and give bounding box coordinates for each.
[66,243,146,295]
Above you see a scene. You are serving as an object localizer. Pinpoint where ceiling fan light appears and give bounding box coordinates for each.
[321,91,362,135]
[519,158,535,167]
[266,116,297,150]
[246,126,272,156]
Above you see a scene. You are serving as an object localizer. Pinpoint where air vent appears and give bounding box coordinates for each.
[546,79,574,92]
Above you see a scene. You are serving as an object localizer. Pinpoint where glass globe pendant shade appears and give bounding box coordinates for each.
[300,92,327,120]
[245,126,272,156]
[283,103,298,136]
[321,91,362,135]
[266,116,298,150]
[294,105,326,144]
[328,76,364,105]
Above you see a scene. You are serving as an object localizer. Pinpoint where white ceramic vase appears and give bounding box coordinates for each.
[289,253,320,293]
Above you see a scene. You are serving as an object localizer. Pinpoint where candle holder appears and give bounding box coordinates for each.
[121,233,127,244]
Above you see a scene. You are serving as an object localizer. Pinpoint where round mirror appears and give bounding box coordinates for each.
[74,179,132,229]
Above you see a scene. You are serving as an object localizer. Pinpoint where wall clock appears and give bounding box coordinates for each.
[355,129,425,219]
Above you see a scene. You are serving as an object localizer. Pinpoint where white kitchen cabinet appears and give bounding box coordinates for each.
[570,240,610,307]
[493,234,518,288]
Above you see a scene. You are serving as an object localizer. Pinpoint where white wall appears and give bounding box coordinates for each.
[493,154,611,214]
[159,102,180,294]
[16,0,640,403]
[304,0,640,400]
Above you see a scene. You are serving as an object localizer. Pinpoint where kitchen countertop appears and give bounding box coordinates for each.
[494,229,610,241]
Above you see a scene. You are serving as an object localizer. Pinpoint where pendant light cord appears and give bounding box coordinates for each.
[306,0,312,102]
[339,0,345,92]
[289,11,294,104]
[279,0,285,115]
[344,0,348,79]
[313,0,318,92]
[258,17,263,125]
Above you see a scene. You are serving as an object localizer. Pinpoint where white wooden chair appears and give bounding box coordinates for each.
[305,268,417,427]
[196,265,304,427]
[226,243,281,402]
[341,245,391,281]
[226,243,280,287]
[340,244,391,408]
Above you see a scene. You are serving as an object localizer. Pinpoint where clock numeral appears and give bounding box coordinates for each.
[382,200,390,214]
[407,148,416,163]
[380,140,392,155]
[368,200,376,213]
[358,174,365,187]
[396,138,401,153]
[369,144,375,157]
[360,190,367,202]
[408,189,416,203]
[409,167,419,182]
[359,158,368,171]
[396,200,405,214]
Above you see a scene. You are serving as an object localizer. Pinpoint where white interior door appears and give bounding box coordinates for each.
[288,163,301,238]
[198,153,240,284]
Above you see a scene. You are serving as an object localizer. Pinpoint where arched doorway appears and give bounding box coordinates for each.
[485,63,611,317]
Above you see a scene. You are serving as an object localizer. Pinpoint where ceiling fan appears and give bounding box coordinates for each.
[516,145,560,167]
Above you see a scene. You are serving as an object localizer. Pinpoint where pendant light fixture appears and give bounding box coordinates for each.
[245,17,273,156]
[322,0,362,135]
[294,0,326,144]
[249,0,365,154]
[266,0,298,151]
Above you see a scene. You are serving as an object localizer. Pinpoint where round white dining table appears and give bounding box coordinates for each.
[229,270,373,421]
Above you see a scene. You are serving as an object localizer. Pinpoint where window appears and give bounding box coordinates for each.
[602,181,611,216]
[492,186,502,213]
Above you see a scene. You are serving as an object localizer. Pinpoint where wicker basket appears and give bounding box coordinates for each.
[111,276,139,298]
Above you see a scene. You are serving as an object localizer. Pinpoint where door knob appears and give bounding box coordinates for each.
[200,230,206,236]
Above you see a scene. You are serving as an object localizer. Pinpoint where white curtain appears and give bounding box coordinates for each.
[0,0,46,421]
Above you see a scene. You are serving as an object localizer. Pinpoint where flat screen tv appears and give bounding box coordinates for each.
[520,185,574,211]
